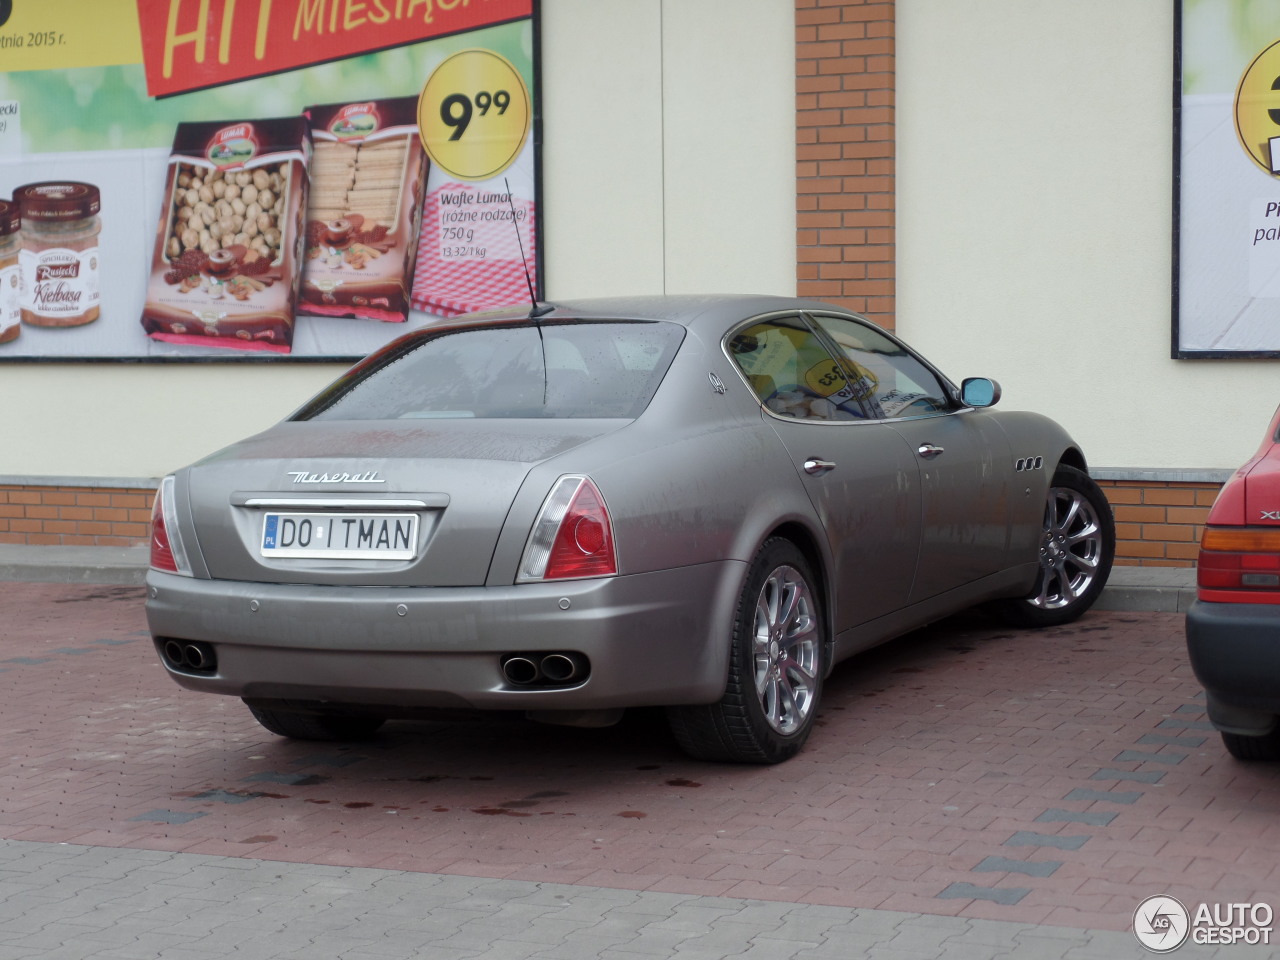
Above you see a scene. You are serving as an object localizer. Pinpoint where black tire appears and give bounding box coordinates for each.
[1222,729,1280,761]
[990,464,1115,628]
[244,699,385,741]
[667,539,825,764]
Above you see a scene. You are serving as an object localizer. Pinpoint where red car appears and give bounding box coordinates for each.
[1186,402,1280,760]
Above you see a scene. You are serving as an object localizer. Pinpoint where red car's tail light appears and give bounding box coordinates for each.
[1197,525,1280,602]
[150,476,193,576]
[518,476,617,582]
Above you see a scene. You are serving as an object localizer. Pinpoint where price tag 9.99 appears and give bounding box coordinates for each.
[418,49,531,182]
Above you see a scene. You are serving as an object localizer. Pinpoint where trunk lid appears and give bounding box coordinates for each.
[183,419,623,585]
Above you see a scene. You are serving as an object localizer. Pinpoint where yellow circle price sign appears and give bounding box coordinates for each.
[418,49,531,182]
[1235,38,1280,175]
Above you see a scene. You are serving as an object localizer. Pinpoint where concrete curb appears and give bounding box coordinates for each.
[0,545,150,586]
[0,544,1198,613]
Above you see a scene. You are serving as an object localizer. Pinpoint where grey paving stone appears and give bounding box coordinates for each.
[1113,749,1186,765]
[1062,788,1142,804]
[1156,718,1216,732]
[1034,808,1118,826]
[0,835,1193,960]
[936,882,1030,905]
[1136,732,1206,747]
[1090,767,1166,783]
[732,938,825,960]
[972,855,1062,877]
[1003,831,1090,851]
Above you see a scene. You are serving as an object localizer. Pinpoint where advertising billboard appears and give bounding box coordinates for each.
[1177,0,1280,357]
[0,0,540,361]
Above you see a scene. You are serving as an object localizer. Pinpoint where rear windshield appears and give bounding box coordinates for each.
[296,320,685,421]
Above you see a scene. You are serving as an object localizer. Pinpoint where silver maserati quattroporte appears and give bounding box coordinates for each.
[146,295,1115,763]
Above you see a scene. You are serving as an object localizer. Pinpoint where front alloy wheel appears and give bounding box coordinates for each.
[667,538,825,763]
[993,464,1115,627]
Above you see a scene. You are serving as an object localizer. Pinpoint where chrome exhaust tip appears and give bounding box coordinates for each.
[501,651,590,687]
[502,655,541,685]
[540,653,580,683]
[158,638,217,673]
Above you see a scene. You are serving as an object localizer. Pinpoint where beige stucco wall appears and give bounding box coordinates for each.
[897,0,1272,472]
[0,0,795,480]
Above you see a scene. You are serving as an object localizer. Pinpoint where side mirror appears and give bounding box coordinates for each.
[961,377,1001,408]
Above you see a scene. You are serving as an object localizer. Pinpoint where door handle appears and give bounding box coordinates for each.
[804,458,836,475]
[917,444,944,460]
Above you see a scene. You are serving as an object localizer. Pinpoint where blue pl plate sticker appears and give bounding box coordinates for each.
[263,515,279,549]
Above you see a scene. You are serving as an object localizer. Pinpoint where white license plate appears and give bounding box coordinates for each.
[260,512,419,560]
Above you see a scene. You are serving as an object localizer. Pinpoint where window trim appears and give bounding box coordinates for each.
[720,309,966,426]
[291,318,685,422]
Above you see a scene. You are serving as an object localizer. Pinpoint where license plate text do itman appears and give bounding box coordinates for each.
[260,512,418,560]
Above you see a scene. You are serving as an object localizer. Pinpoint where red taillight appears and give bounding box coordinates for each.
[149,476,191,575]
[518,477,617,582]
[1197,526,1280,603]
[150,487,177,572]
[545,482,616,580]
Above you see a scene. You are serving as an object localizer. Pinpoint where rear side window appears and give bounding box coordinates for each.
[297,321,685,421]
[728,315,884,421]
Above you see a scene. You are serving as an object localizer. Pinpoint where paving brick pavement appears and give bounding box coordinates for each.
[0,581,1275,958]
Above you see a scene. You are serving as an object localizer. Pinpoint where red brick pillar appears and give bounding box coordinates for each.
[796,0,895,328]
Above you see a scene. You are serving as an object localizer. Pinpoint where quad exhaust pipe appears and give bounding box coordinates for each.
[501,652,588,686]
[160,639,217,673]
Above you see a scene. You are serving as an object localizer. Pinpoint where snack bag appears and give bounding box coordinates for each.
[140,117,310,353]
[299,98,427,322]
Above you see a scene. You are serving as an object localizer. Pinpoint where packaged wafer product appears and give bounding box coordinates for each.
[299,98,427,322]
[140,117,311,353]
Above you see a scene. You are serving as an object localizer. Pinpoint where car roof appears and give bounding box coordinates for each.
[458,294,861,337]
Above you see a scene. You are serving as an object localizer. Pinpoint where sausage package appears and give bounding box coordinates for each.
[140,117,310,353]
[299,97,427,322]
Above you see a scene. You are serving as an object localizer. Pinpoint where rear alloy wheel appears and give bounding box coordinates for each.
[668,539,824,763]
[244,699,386,741]
[1221,729,1280,761]
[992,464,1115,627]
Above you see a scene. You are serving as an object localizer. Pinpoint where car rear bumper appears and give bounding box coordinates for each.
[1185,599,1280,735]
[145,560,746,711]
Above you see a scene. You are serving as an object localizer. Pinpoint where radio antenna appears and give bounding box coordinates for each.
[506,177,552,320]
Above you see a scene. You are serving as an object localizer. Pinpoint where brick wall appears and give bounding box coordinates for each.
[0,484,156,548]
[1097,480,1220,568]
[1,479,1223,564]
[796,0,896,329]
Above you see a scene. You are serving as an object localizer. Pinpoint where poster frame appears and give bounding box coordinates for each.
[0,0,544,365]
[1173,0,1280,360]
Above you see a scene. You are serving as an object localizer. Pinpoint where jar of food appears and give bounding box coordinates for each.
[0,200,20,344]
[14,181,101,327]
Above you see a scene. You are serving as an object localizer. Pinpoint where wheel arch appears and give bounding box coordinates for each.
[760,519,835,670]
[1056,445,1089,474]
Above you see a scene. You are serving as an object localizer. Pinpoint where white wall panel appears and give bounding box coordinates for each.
[897,0,1273,471]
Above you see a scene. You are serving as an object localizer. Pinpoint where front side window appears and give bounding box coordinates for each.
[296,320,685,421]
[728,315,884,421]
[808,314,950,419]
